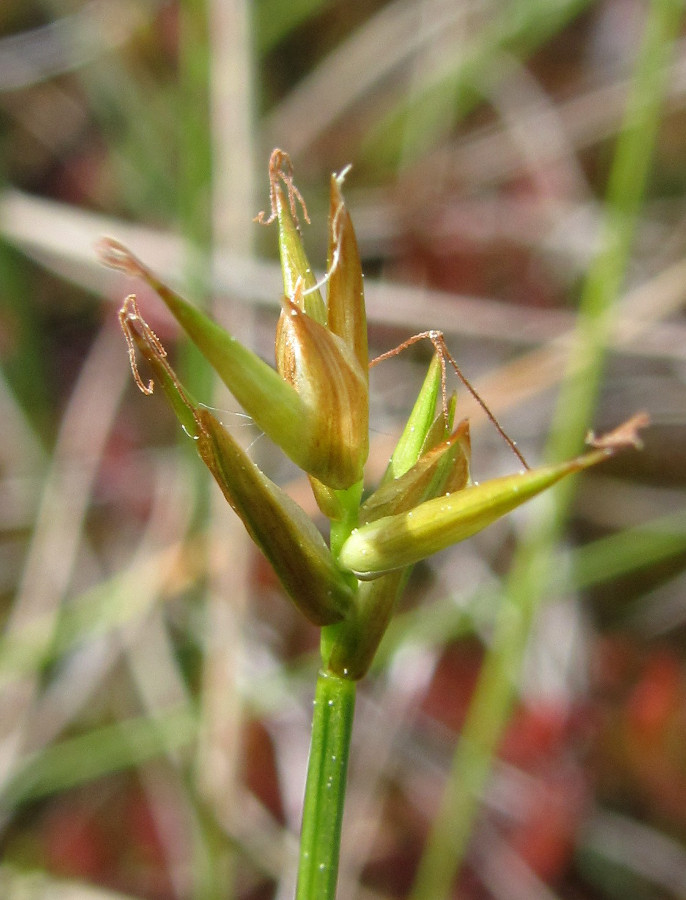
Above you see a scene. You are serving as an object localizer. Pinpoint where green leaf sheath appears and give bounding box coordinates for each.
[296,670,356,900]
[322,571,406,680]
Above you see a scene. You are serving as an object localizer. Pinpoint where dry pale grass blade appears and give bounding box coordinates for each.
[196,494,252,830]
[208,0,256,249]
[133,759,197,898]
[427,39,686,190]
[577,476,686,530]
[120,578,198,897]
[436,255,686,428]
[2,189,685,362]
[209,780,299,884]
[472,819,566,900]
[0,366,45,475]
[0,326,197,854]
[0,865,141,899]
[0,0,151,91]
[629,567,686,638]
[581,808,686,896]
[0,323,129,787]
[42,456,197,745]
[338,661,438,896]
[263,0,479,157]
[194,0,258,852]
[0,188,284,307]
[15,465,199,884]
[0,425,204,884]
[480,53,592,204]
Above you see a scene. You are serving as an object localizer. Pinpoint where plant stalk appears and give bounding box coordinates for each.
[296,669,356,900]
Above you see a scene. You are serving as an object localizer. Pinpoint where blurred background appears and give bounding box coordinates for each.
[1,1,686,898]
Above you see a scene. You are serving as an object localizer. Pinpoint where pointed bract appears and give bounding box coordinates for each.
[422,392,457,454]
[382,353,443,483]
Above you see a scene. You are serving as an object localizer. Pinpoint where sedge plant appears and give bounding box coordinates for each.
[100,149,645,900]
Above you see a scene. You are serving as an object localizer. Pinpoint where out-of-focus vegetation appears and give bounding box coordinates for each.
[1,1,686,898]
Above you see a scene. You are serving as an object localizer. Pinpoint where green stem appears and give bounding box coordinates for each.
[296,669,356,900]
[297,482,360,897]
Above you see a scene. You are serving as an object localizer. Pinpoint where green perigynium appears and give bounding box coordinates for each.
[117,294,353,625]
[103,149,644,675]
[339,449,613,579]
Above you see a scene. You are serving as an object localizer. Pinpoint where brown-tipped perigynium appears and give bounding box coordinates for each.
[326,169,368,378]
[276,293,368,490]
